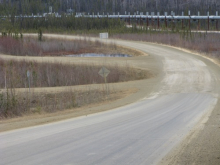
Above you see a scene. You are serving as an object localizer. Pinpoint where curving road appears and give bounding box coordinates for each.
[0,35,219,165]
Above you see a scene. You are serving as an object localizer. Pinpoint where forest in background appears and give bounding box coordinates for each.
[0,0,219,16]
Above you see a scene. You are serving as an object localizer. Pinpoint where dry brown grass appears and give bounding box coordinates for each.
[112,32,220,62]
[0,59,147,88]
[0,58,149,118]
[0,85,118,118]
[0,35,148,119]
[0,36,142,57]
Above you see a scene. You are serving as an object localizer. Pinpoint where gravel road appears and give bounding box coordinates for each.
[0,34,220,165]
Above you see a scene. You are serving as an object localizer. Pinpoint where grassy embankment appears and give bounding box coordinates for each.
[0,36,148,119]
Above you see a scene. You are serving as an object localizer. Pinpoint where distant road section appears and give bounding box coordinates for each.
[0,35,219,165]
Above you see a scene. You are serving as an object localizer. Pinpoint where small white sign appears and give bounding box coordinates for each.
[99,33,108,39]
[27,70,30,77]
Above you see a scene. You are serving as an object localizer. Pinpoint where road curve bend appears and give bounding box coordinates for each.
[0,35,219,165]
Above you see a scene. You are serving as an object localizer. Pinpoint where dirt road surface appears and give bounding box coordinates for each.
[0,34,220,165]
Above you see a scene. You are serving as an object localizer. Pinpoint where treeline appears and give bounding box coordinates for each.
[0,0,219,16]
[0,16,125,33]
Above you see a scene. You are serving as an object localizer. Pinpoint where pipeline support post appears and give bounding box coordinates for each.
[136,16,138,25]
[127,12,130,25]
[181,11,184,29]
[157,17,159,29]
[207,12,209,31]
[157,12,160,29]
[147,16,149,27]
[151,17,154,28]
[188,16,191,30]
[216,11,218,31]
[199,19,200,30]
[172,17,175,30]
[128,16,130,25]
[182,19,184,29]
[151,12,154,28]
[188,18,190,30]
[140,16,142,26]
[165,16,167,28]
[208,16,209,31]
[188,10,191,30]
